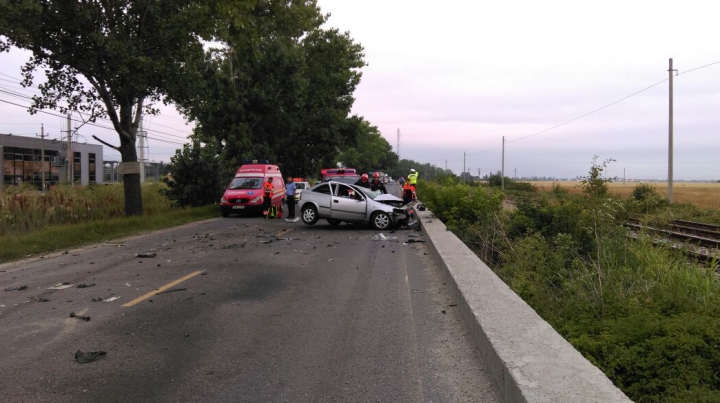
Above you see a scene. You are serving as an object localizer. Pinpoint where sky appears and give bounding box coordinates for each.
[1,0,719,180]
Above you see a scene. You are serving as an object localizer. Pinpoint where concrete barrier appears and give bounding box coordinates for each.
[418,209,633,403]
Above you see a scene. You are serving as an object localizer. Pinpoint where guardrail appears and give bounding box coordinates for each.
[417,209,633,403]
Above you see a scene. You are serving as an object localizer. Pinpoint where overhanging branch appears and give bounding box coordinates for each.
[92,135,120,151]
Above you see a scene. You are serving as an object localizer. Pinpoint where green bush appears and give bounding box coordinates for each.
[422,172,720,402]
[163,140,227,207]
[625,184,668,215]
[567,312,720,403]
[419,180,503,229]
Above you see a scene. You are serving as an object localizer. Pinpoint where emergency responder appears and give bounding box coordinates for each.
[354,173,371,189]
[407,169,418,186]
[402,180,415,205]
[370,172,387,194]
[263,177,274,216]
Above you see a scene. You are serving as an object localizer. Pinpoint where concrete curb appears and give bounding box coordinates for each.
[417,209,633,403]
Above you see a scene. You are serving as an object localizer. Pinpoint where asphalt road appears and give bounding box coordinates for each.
[0,186,500,403]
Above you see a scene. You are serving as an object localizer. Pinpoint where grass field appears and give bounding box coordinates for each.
[529,181,720,210]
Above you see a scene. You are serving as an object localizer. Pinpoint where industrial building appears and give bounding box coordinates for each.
[1,133,103,192]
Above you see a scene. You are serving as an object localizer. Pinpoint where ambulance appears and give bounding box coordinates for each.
[320,168,359,184]
[220,160,285,217]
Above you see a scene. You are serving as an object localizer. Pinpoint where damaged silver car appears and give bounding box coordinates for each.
[298,181,412,230]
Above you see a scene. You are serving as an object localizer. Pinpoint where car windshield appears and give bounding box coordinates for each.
[360,188,383,200]
[228,177,262,190]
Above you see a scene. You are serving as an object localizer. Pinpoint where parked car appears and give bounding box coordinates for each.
[293,180,310,201]
[298,181,411,230]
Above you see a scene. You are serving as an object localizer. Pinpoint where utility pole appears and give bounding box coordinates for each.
[66,114,72,186]
[445,159,447,171]
[36,124,46,191]
[463,151,466,183]
[138,116,146,183]
[501,136,505,190]
[396,128,400,159]
[668,58,676,203]
[514,168,517,179]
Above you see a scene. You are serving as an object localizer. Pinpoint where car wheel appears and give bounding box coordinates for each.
[326,218,341,226]
[301,205,319,225]
[371,211,392,230]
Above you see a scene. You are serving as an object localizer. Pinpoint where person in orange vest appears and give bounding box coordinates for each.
[402,181,415,205]
[263,177,274,216]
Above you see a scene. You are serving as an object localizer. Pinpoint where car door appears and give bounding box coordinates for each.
[331,184,367,221]
[310,183,333,216]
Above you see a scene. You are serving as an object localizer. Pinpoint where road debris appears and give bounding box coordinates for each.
[372,234,397,241]
[69,312,91,321]
[46,282,73,290]
[92,296,122,303]
[75,350,107,364]
[135,252,157,258]
[155,287,187,295]
[258,235,296,244]
[404,239,427,244]
[77,283,96,288]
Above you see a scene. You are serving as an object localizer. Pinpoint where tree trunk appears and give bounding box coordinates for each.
[120,141,143,216]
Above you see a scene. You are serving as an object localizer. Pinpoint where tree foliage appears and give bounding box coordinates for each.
[173,2,366,179]
[162,139,226,207]
[0,0,229,215]
[337,117,398,175]
[579,155,616,197]
[388,158,453,182]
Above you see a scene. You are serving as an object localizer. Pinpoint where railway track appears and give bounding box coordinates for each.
[625,219,720,263]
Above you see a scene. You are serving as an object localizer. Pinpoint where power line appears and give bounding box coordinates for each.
[508,78,668,144]
[463,59,720,163]
[0,98,187,145]
[507,60,720,144]
[0,74,192,141]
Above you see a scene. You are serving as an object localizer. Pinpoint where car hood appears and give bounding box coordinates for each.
[373,194,403,203]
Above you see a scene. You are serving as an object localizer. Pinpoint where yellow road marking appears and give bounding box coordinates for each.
[276,228,296,238]
[122,270,204,308]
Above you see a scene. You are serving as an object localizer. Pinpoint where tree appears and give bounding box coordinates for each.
[580,155,616,197]
[173,4,366,179]
[338,117,398,174]
[0,0,226,215]
[163,139,226,207]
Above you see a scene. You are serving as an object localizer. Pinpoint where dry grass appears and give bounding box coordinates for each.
[529,181,720,210]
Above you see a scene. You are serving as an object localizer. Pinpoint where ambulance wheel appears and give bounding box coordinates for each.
[301,205,319,225]
[371,211,392,230]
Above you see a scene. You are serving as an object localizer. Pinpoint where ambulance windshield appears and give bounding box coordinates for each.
[229,177,262,190]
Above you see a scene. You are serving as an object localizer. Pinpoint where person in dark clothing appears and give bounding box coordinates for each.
[354,173,371,189]
[369,172,387,194]
[284,176,296,220]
